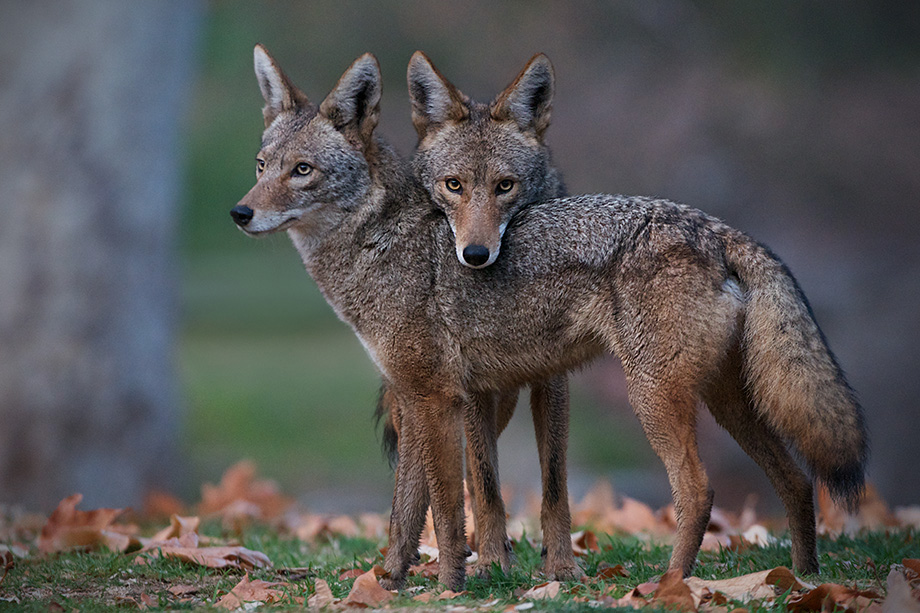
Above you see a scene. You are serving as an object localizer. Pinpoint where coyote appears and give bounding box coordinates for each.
[377,51,578,579]
[230,47,867,591]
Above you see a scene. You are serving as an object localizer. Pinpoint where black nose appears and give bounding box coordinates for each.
[462,244,491,267]
[230,205,254,226]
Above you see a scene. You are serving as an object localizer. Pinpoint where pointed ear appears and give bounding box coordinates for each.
[253,44,310,127]
[319,53,382,144]
[490,53,555,140]
[407,51,469,140]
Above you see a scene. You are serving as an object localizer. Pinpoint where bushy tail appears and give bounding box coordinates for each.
[724,232,868,510]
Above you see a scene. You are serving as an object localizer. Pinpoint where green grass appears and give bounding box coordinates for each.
[2,527,915,610]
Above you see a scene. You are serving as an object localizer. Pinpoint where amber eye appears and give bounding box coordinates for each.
[256,158,266,173]
[294,162,313,176]
[496,179,515,194]
[445,178,463,194]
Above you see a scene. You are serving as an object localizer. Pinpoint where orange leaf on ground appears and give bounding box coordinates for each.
[136,535,272,570]
[571,530,600,556]
[342,568,394,607]
[199,460,293,524]
[685,567,812,605]
[150,515,200,542]
[38,494,137,553]
[653,568,697,612]
[789,581,883,612]
[307,579,335,609]
[215,574,291,609]
[594,562,630,579]
[523,581,561,600]
[903,559,920,577]
[338,567,365,581]
[142,490,186,519]
[308,578,335,608]
[882,568,920,612]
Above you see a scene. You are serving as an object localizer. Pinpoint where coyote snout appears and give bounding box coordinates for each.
[462,244,491,267]
[230,205,254,227]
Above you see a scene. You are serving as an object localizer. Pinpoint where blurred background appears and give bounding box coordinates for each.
[2,0,918,517]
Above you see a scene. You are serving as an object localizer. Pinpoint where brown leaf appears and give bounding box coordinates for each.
[342,568,394,608]
[438,589,466,600]
[216,574,290,609]
[523,581,561,600]
[338,567,366,581]
[410,559,440,578]
[38,494,137,553]
[308,578,335,609]
[789,582,883,612]
[594,562,630,580]
[686,567,812,605]
[653,569,697,612]
[571,530,600,556]
[882,569,920,613]
[142,490,186,519]
[151,515,200,542]
[136,541,272,570]
[199,460,293,524]
[167,584,200,597]
[904,559,920,577]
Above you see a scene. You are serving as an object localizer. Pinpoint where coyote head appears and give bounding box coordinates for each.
[408,52,558,268]
[231,46,381,245]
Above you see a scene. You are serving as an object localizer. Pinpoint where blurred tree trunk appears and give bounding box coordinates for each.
[0,1,201,510]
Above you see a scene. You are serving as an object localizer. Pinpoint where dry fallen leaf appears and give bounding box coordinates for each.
[151,514,200,542]
[215,573,291,609]
[308,578,335,608]
[136,533,272,571]
[38,494,138,554]
[685,566,812,605]
[571,530,600,556]
[882,568,920,613]
[342,568,395,607]
[594,562,630,580]
[142,490,186,520]
[199,460,293,524]
[653,568,697,612]
[523,581,561,600]
[789,581,882,612]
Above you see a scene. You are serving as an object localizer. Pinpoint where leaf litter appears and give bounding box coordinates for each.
[1,460,919,610]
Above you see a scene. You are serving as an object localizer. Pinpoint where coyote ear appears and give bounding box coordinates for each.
[253,44,310,128]
[407,51,469,139]
[490,53,555,140]
[319,53,382,144]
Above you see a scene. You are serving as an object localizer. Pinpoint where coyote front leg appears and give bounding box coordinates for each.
[390,390,467,590]
[381,409,430,590]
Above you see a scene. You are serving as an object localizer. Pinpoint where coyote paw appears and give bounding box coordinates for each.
[543,558,584,581]
[378,574,405,591]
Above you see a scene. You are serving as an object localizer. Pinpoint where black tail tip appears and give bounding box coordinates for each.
[822,460,867,513]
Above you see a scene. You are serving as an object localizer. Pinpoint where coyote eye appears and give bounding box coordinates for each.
[256,158,265,173]
[445,178,463,194]
[496,179,515,194]
[293,162,313,176]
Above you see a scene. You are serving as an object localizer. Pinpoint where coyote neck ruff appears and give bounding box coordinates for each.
[232,48,866,591]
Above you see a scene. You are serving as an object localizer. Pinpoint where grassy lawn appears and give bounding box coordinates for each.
[3,522,917,610]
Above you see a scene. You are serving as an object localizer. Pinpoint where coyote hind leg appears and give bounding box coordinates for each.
[627,379,712,577]
[703,353,818,574]
[464,391,512,578]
